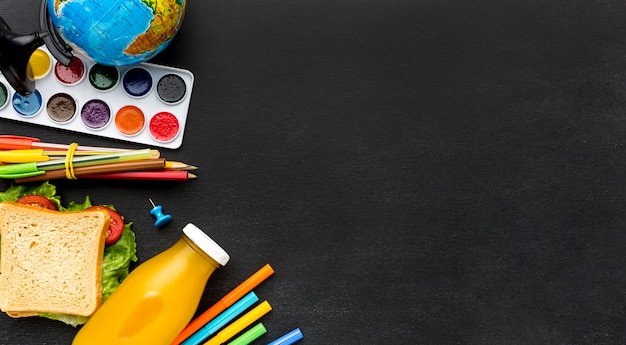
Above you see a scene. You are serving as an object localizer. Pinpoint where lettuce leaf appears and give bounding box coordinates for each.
[0,181,61,209]
[0,182,138,327]
[102,223,137,301]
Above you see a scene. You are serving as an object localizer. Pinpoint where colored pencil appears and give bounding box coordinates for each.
[172,264,275,345]
[35,142,127,152]
[80,171,197,181]
[165,161,197,171]
[43,150,128,156]
[14,159,167,183]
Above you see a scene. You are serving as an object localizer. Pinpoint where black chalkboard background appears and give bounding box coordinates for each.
[1,0,626,344]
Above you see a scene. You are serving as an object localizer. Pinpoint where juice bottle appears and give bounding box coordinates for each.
[73,223,230,345]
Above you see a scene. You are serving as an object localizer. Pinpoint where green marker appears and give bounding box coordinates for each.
[226,323,267,345]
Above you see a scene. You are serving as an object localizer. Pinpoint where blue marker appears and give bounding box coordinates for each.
[181,291,259,345]
[267,328,304,345]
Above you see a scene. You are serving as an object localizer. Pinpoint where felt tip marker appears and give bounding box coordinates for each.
[267,328,304,345]
[0,149,48,163]
[226,323,267,345]
[0,135,126,152]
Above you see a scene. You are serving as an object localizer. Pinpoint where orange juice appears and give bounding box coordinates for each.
[73,223,229,345]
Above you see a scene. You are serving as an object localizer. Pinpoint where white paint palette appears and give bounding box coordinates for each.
[0,47,194,149]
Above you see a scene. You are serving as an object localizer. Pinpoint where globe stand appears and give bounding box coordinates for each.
[0,0,73,96]
[38,0,72,67]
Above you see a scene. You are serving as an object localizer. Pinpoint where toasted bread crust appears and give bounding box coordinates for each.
[0,202,110,317]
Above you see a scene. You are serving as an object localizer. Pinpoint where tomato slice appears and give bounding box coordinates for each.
[87,206,124,245]
[16,195,58,211]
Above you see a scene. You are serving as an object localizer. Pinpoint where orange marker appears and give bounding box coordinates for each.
[171,264,275,345]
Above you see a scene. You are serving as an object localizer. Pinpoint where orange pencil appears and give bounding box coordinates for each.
[171,264,275,345]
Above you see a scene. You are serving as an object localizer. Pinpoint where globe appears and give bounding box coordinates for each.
[47,0,186,66]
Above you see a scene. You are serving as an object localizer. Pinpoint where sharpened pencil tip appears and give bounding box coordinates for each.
[164,161,197,171]
[188,173,197,179]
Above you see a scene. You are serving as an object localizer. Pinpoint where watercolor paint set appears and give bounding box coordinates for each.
[0,47,194,149]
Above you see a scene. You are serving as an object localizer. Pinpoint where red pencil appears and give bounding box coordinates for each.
[80,171,196,181]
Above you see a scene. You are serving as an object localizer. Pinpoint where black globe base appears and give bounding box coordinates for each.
[0,17,46,96]
[0,0,73,96]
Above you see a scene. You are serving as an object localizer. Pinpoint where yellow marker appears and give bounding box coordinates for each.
[203,301,272,345]
[0,148,134,163]
[0,149,48,163]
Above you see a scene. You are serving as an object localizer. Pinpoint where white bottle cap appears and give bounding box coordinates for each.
[183,223,230,266]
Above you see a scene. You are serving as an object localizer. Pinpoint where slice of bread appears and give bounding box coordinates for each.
[0,202,110,317]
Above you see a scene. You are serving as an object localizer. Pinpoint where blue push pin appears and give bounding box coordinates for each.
[149,198,172,227]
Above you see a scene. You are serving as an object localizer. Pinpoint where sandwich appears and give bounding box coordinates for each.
[0,203,109,318]
[0,182,137,326]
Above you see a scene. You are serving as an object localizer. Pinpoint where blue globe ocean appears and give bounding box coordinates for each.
[48,0,186,66]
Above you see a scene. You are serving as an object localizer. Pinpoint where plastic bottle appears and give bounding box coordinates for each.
[72,223,230,345]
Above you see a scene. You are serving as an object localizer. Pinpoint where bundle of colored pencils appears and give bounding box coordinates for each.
[0,135,196,183]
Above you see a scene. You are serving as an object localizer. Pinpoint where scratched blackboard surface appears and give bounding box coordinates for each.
[1,0,626,344]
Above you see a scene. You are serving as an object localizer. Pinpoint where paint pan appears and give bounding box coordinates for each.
[115,105,145,136]
[81,99,111,130]
[89,64,119,92]
[0,48,194,149]
[12,90,43,117]
[28,49,52,79]
[0,82,9,110]
[157,73,187,104]
[46,92,77,123]
[54,56,86,86]
[149,111,180,143]
[123,67,153,98]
